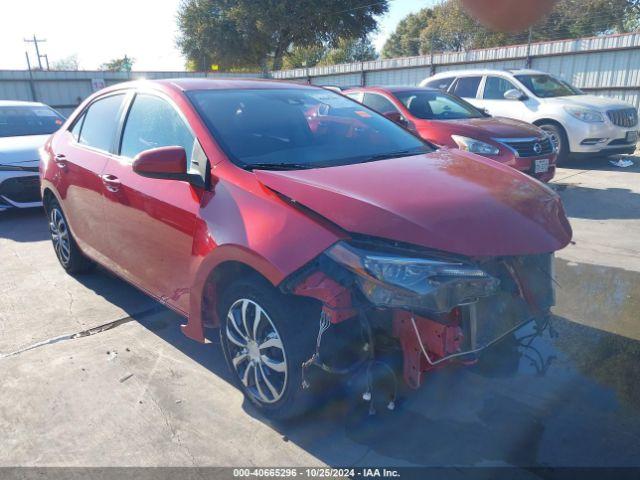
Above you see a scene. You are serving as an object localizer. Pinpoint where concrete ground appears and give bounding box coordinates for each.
[1,154,640,469]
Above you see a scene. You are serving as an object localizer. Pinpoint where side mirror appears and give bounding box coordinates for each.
[504,89,527,101]
[132,146,188,181]
[384,111,408,127]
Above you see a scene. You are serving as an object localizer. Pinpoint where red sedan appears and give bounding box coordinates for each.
[344,86,557,182]
[41,79,571,419]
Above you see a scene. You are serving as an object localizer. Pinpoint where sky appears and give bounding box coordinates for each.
[1,0,436,71]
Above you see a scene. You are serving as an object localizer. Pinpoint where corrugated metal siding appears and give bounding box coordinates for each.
[0,70,264,116]
[310,73,362,87]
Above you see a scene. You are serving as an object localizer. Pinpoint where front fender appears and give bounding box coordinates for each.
[182,176,344,342]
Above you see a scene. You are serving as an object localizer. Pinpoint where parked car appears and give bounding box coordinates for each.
[344,86,557,182]
[41,79,572,419]
[0,101,64,211]
[420,69,639,162]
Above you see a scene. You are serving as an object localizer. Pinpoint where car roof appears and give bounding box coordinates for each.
[0,100,49,107]
[428,69,547,79]
[345,86,439,94]
[94,78,318,99]
[156,78,313,92]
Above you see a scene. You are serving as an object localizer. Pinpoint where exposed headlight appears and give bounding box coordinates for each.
[564,106,604,123]
[451,135,500,155]
[325,242,499,313]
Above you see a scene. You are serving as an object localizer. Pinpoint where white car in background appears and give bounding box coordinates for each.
[420,69,639,163]
[0,101,64,212]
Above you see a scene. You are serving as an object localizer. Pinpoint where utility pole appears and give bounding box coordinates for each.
[525,28,533,69]
[25,52,38,101]
[24,34,47,70]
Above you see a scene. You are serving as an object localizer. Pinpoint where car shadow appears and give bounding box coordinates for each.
[553,184,640,220]
[66,256,640,469]
[0,207,50,242]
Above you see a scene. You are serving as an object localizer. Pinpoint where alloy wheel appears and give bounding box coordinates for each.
[543,128,560,152]
[49,207,71,266]
[225,299,288,404]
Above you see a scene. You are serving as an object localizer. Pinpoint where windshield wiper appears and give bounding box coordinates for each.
[246,162,316,171]
[359,149,427,163]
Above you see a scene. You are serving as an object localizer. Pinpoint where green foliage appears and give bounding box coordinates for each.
[100,55,134,72]
[282,45,327,69]
[382,8,433,58]
[282,37,377,69]
[319,37,377,66]
[51,54,79,71]
[177,0,388,71]
[383,0,639,58]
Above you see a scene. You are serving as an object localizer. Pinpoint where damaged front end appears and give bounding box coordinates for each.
[283,238,557,392]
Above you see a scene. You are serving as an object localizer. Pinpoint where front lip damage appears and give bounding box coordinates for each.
[283,238,557,390]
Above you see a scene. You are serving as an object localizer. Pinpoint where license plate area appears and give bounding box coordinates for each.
[534,158,549,173]
[626,131,638,143]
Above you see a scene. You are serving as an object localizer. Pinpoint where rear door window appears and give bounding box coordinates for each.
[451,76,482,98]
[424,77,455,91]
[78,94,126,152]
[120,94,196,166]
[362,93,399,114]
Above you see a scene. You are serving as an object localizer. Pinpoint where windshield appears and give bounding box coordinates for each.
[0,105,64,138]
[514,74,583,98]
[188,88,431,169]
[394,90,487,120]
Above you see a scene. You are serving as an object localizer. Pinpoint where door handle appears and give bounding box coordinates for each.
[54,154,67,168]
[101,174,121,192]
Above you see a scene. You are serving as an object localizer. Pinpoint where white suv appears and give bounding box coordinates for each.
[420,69,638,162]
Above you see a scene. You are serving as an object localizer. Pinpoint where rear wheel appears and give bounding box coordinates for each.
[45,198,94,274]
[219,275,319,420]
[539,123,569,164]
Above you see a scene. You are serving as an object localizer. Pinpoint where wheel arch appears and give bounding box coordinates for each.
[183,245,287,343]
[41,186,60,212]
[202,260,271,328]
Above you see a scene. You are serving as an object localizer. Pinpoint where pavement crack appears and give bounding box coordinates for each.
[0,305,163,359]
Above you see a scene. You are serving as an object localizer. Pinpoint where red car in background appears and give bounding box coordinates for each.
[41,79,571,419]
[344,86,557,182]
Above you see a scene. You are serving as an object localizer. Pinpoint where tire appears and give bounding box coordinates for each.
[45,197,94,274]
[539,123,569,165]
[219,274,320,420]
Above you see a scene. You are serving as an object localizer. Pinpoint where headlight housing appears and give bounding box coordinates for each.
[564,106,604,123]
[451,135,500,156]
[325,242,499,313]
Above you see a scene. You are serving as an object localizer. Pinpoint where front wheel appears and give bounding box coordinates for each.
[219,275,319,420]
[539,123,569,165]
[46,198,94,274]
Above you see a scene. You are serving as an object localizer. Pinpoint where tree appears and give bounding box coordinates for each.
[51,54,79,71]
[318,37,377,66]
[383,0,638,58]
[100,55,135,72]
[382,9,433,58]
[176,0,388,71]
[282,45,327,69]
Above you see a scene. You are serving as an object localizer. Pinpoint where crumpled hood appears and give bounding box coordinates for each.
[421,116,544,141]
[0,134,48,166]
[255,150,572,257]
[545,94,634,111]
